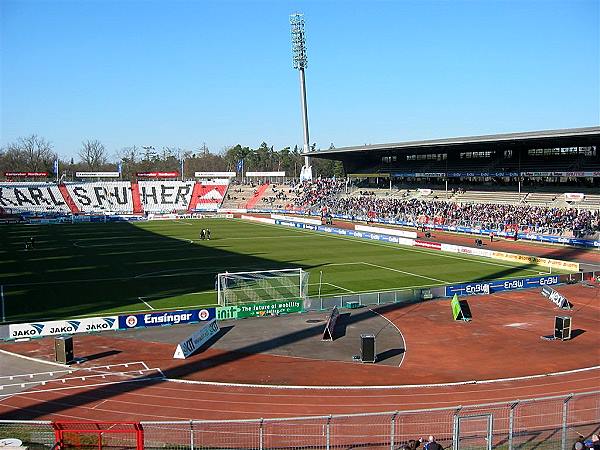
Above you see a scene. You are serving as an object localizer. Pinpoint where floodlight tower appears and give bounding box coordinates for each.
[290,13,312,181]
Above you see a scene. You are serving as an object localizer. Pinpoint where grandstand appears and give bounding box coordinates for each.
[0,183,71,214]
[66,181,134,214]
[0,180,230,215]
[310,127,600,191]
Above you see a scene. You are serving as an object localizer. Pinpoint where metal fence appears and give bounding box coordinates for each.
[304,271,597,313]
[2,391,598,449]
[304,285,446,312]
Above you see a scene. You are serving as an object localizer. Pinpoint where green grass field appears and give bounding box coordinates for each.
[0,218,573,322]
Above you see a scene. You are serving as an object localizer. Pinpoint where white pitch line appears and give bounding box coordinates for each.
[138,297,155,310]
[361,262,447,284]
[325,282,355,293]
[240,220,565,275]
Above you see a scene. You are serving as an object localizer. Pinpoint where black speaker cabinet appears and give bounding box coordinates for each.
[360,333,376,363]
[54,335,74,364]
[554,316,572,341]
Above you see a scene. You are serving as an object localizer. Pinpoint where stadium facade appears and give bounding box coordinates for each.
[308,126,600,187]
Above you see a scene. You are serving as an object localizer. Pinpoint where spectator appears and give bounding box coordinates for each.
[292,179,600,237]
[424,436,443,450]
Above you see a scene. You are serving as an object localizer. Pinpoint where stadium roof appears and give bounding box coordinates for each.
[310,126,600,156]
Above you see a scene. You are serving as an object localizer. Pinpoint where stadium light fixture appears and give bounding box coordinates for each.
[290,13,312,181]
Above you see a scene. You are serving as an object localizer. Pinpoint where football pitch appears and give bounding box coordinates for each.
[0,218,573,322]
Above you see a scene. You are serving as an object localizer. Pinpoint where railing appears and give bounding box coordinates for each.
[305,271,596,313]
[1,391,598,449]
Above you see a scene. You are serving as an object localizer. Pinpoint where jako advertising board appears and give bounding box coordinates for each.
[118,308,216,329]
[9,316,118,339]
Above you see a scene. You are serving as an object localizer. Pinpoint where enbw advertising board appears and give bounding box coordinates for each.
[445,275,561,297]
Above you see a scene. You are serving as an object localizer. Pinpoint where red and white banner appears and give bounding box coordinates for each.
[136,172,179,178]
[564,193,585,202]
[4,172,49,177]
[414,240,442,250]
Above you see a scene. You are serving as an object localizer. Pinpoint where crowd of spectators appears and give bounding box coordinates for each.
[261,185,291,206]
[293,178,345,209]
[292,179,600,237]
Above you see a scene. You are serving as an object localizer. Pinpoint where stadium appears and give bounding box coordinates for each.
[1,4,599,450]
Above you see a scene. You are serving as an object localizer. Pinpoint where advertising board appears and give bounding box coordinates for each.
[118,308,215,329]
[4,172,49,177]
[241,215,275,225]
[216,299,302,320]
[245,171,286,177]
[272,214,322,226]
[136,171,179,178]
[173,319,220,359]
[540,286,571,309]
[194,172,236,178]
[8,316,118,339]
[76,172,120,178]
[355,224,417,239]
[445,274,560,297]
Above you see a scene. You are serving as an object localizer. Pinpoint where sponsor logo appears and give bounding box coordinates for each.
[465,284,490,295]
[539,276,559,286]
[198,309,210,321]
[548,291,565,307]
[125,316,138,327]
[503,279,524,289]
[31,324,45,334]
[85,318,116,331]
[143,312,192,325]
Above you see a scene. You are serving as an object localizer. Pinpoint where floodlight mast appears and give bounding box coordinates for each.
[290,13,312,181]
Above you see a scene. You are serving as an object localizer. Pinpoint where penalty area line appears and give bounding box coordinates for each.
[138,297,155,310]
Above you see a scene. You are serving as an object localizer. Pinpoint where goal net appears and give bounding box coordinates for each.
[217,268,309,306]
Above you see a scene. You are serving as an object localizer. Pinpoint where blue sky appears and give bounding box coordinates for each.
[1,0,598,159]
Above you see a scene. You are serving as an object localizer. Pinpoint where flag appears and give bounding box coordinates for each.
[236,159,244,173]
[53,159,59,175]
[117,161,122,174]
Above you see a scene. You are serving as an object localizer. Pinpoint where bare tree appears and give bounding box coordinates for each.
[78,139,108,170]
[1,134,56,171]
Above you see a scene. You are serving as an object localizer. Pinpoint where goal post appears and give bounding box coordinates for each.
[52,421,144,450]
[217,268,309,307]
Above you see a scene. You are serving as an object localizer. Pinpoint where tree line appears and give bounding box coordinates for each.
[0,134,344,180]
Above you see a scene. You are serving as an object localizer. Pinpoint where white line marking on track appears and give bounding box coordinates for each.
[0,376,165,398]
[368,308,406,368]
[93,399,109,410]
[0,349,69,369]
[162,365,600,390]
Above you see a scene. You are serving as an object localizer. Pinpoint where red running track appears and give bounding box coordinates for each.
[0,284,598,422]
